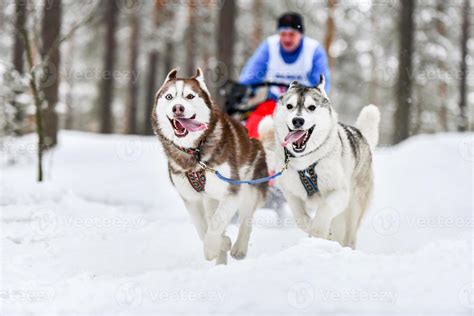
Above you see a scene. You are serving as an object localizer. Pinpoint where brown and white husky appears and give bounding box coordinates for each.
[151,68,268,264]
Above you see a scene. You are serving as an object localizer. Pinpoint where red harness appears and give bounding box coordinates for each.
[172,142,207,193]
[185,170,206,192]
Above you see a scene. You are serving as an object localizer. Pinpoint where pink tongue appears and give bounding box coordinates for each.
[175,118,208,132]
[282,130,306,146]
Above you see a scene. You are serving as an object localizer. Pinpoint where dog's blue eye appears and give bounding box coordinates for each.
[308,105,316,111]
[165,94,173,100]
[186,94,195,100]
[286,104,293,110]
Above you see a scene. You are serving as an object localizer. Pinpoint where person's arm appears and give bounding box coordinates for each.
[308,45,331,93]
[239,41,269,85]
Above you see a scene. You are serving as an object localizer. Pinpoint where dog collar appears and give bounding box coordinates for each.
[172,141,203,162]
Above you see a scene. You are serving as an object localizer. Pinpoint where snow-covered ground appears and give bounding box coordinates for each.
[1,131,472,315]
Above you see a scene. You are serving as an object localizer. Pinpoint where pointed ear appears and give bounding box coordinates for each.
[194,67,204,80]
[289,80,299,89]
[193,67,210,94]
[316,74,325,91]
[165,68,178,81]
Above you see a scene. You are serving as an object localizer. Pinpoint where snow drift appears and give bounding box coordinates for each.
[1,131,472,314]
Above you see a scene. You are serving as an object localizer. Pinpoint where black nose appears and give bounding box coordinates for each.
[292,117,305,128]
[172,104,185,116]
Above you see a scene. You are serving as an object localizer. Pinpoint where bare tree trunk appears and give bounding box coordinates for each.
[368,7,379,105]
[64,34,75,130]
[144,50,158,135]
[200,3,212,71]
[19,27,45,181]
[13,0,26,74]
[393,0,416,144]
[164,41,174,79]
[12,0,27,135]
[324,0,336,70]
[215,0,236,106]
[251,0,263,52]
[435,1,448,131]
[126,4,140,134]
[458,0,470,131]
[185,3,196,76]
[40,0,62,148]
[98,0,118,134]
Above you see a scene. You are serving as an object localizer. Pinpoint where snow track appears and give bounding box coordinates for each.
[1,131,472,314]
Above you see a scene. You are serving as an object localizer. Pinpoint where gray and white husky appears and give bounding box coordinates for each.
[152,68,268,264]
[259,76,380,249]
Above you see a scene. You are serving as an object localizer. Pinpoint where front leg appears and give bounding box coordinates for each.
[284,192,311,233]
[310,188,349,240]
[203,195,238,261]
[183,199,207,240]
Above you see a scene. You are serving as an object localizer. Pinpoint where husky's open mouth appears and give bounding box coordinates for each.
[282,125,315,153]
[168,114,208,138]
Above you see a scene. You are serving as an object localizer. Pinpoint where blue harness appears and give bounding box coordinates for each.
[297,162,319,195]
[174,143,318,195]
[285,148,319,196]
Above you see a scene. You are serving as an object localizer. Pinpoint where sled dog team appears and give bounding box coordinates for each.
[152,68,380,265]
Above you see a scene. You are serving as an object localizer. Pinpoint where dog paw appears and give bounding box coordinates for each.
[216,251,228,265]
[309,221,330,239]
[221,235,231,251]
[230,241,248,260]
[203,233,231,261]
[294,216,311,233]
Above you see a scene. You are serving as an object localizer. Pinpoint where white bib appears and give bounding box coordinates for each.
[265,34,319,95]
